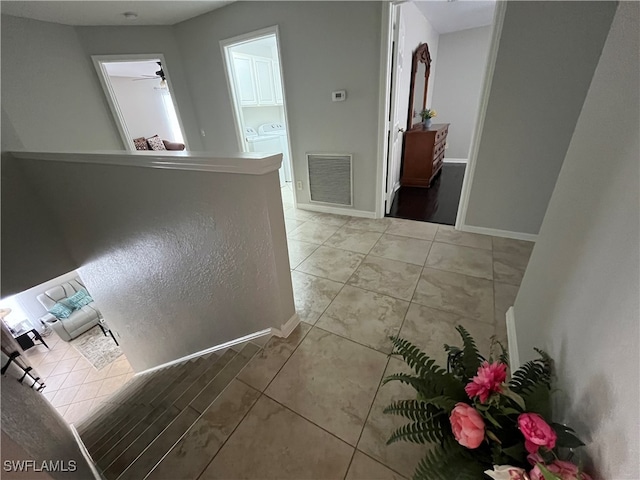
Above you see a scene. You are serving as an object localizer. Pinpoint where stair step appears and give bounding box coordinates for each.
[116,406,201,480]
[150,358,210,408]
[80,371,165,440]
[81,359,198,446]
[170,350,237,410]
[89,406,154,458]
[77,375,149,434]
[116,344,259,480]
[190,343,260,414]
[79,344,260,480]
[146,379,260,480]
[96,406,166,468]
[103,407,181,480]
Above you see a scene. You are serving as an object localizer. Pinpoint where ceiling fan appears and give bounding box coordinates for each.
[132,61,167,88]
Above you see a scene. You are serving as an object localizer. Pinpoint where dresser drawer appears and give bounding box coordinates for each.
[435,127,448,144]
[432,141,446,161]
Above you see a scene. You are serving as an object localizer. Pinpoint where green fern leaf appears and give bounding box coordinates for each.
[383,399,445,422]
[412,438,487,480]
[456,325,485,380]
[509,349,553,395]
[388,336,466,400]
[387,417,449,445]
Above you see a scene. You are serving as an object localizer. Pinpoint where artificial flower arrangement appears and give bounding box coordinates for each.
[384,327,591,480]
[420,108,437,120]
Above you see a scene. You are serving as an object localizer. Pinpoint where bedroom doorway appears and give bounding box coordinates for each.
[221,27,294,189]
[377,2,504,227]
[93,54,188,152]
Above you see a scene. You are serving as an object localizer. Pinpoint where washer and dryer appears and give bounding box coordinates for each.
[258,123,292,183]
[244,124,292,185]
[244,126,286,185]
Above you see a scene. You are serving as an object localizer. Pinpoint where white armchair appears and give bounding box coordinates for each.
[37,279,101,342]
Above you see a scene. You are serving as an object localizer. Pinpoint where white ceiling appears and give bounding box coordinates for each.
[0,1,233,26]
[104,60,161,78]
[414,0,496,34]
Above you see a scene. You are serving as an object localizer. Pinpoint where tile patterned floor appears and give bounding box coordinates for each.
[194,187,533,479]
[21,330,134,425]
[26,186,534,479]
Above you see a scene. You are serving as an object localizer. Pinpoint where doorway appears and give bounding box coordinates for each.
[221,27,294,189]
[93,55,188,152]
[378,2,504,227]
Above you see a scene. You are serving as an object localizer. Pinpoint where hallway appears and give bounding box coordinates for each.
[181,193,533,479]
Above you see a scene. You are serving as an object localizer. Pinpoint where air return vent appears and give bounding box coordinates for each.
[307,153,353,206]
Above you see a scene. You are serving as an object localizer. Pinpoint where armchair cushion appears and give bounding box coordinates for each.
[66,288,93,309]
[48,303,73,319]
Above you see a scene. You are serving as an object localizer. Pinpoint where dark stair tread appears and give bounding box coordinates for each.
[103,406,181,480]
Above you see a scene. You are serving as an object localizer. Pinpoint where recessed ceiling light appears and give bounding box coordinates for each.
[123,12,138,20]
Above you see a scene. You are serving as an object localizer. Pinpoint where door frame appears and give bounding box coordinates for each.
[92,53,190,151]
[375,1,507,223]
[454,1,507,229]
[220,26,296,198]
[384,3,406,215]
[375,2,395,218]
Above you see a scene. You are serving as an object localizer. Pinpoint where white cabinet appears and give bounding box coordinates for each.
[231,53,283,107]
[273,60,284,105]
[231,53,257,106]
[254,58,276,105]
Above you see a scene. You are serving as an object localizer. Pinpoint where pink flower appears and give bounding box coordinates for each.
[529,461,593,480]
[518,413,557,453]
[465,361,507,403]
[449,403,485,449]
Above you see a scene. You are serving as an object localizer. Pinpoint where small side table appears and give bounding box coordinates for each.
[97,317,119,346]
[11,321,49,351]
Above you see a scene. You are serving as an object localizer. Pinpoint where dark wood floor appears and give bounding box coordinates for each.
[386,163,466,226]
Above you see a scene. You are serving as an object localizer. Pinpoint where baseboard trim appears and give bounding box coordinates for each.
[506,307,520,371]
[70,425,102,480]
[271,313,300,338]
[296,203,376,219]
[459,223,538,242]
[444,158,468,164]
[135,328,272,376]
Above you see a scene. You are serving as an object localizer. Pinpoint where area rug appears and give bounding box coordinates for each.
[69,326,123,370]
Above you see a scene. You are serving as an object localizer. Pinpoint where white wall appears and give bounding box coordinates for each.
[109,76,178,141]
[1,156,78,297]
[513,3,639,477]
[14,154,294,372]
[0,15,122,150]
[75,25,205,151]
[174,1,382,213]
[399,2,440,128]
[431,26,492,160]
[463,1,617,235]
[2,377,94,480]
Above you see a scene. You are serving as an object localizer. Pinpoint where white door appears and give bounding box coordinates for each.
[385,9,405,214]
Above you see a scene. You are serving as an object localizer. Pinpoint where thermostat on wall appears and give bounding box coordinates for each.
[332,90,346,102]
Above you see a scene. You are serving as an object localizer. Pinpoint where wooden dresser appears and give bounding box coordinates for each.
[400,123,449,187]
